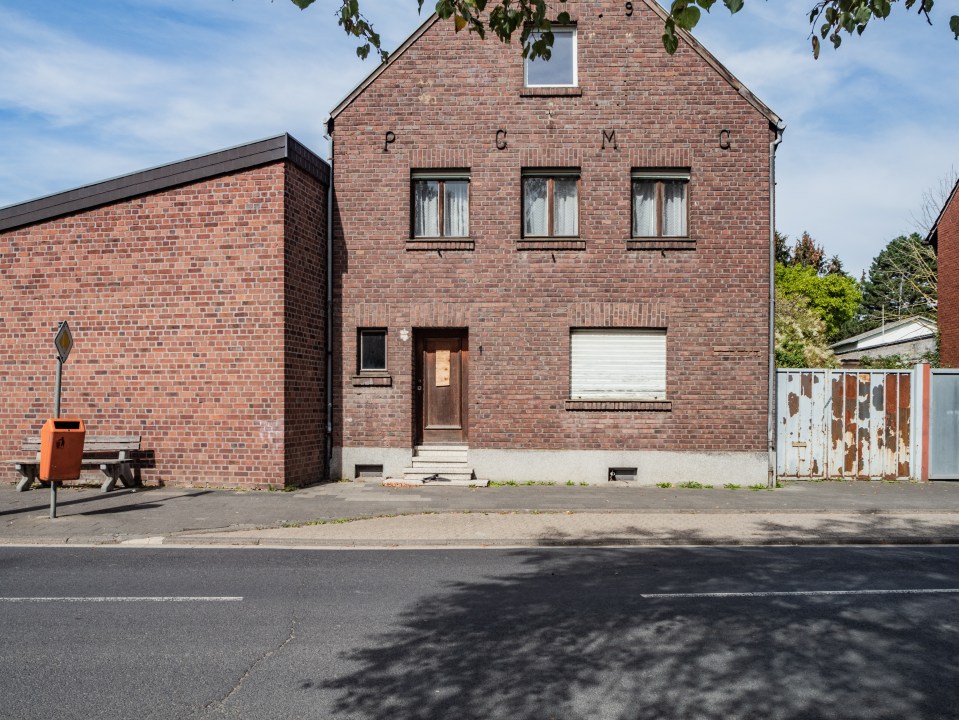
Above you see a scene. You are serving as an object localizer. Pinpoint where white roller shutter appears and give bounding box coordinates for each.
[570,329,666,400]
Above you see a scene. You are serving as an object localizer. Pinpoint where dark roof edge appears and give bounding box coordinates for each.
[926,176,959,246]
[0,133,330,233]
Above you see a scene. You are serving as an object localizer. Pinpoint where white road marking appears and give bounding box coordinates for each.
[0,596,243,602]
[641,588,959,599]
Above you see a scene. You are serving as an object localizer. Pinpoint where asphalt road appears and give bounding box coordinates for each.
[2,546,959,719]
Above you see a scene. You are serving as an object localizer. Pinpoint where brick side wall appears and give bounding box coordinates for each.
[0,164,291,488]
[283,163,328,485]
[939,193,959,367]
[332,0,773,458]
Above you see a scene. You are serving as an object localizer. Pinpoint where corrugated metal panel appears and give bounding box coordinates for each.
[777,369,913,479]
[570,330,666,400]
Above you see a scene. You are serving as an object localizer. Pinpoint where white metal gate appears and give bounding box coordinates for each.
[930,370,959,480]
[776,369,917,480]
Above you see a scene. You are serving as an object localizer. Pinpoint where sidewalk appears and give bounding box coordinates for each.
[2,479,959,548]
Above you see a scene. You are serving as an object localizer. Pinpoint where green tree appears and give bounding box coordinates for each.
[855,232,938,333]
[775,289,838,368]
[291,0,959,62]
[776,262,862,341]
[774,231,791,265]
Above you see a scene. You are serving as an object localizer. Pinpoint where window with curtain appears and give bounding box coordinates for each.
[523,171,579,237]
[631,171,689,238]
[411,172,470,238]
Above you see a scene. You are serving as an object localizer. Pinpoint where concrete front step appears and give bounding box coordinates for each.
[386,476,488,487]
[411,457,469,467]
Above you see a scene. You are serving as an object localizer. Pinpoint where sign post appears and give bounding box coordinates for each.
[50,321,74,519]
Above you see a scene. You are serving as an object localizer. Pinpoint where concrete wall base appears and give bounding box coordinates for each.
[333,446,767,486]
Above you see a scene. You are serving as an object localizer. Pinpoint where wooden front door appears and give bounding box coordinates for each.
[416,330,468,444]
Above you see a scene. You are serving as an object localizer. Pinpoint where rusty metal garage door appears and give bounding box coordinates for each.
[777,369,914,479]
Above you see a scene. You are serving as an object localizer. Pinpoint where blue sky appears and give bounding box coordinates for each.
[1,0,957,276]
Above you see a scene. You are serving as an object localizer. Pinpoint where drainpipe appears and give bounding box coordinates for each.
[324,121,334,482]
[768,121,786,488]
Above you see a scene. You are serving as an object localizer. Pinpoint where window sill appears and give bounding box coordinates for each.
[517,238,586,251]
[352,374,392,387]
[521,87,582,97]
[565,399,672,412]
[406,239,474,251]
[627,238,696,251]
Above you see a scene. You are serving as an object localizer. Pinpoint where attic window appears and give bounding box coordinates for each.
[525,29,577,87]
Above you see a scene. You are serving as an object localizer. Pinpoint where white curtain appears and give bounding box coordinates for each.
[444,180,469,237]
[553,178,578,236]
[414,180,439,237]
[632,181,656,237]
[663,181,686,236]
[524,178,548,236]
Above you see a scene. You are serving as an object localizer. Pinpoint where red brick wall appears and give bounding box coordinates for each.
[332,0,773,456]
[284,163,328,485]
[0,162,315,488]
[938,191,959,367]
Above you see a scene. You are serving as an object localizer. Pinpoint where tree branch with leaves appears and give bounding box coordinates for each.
[290,0,959,62]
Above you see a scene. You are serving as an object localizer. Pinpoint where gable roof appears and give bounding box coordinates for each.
[831,316,938,353]
[327,0,782,129]
[0,134,329,233]
[925,176,959,249]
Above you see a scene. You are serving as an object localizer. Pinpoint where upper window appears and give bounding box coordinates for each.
[523,170,579,237]
[632,170,689,238]
[524,29,577,87]
[570,329,667,401]
[358,329,387,373]
[412,171,469,238]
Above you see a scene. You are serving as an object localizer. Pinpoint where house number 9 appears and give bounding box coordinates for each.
[625,2,633,16]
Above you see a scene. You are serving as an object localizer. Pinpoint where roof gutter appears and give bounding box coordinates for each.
[768,121,785,488]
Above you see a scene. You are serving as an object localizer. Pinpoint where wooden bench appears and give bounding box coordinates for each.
[12,435,142,493]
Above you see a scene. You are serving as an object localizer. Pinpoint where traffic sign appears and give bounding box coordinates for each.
[54,321,74,364]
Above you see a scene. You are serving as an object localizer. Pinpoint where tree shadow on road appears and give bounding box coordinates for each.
[320,546,959,719]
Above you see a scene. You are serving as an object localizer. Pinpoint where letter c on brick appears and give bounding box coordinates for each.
[719,129,731,150]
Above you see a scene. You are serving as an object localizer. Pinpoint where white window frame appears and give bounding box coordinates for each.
[570,329,667,401]
[524,28,578,88]
[631,170,690,238]
[522,168,580,238]
[411,170,471,238]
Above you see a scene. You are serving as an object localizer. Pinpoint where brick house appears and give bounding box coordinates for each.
[928,178,958,367]
[0,135,329,489]
[1,0,782,489]
[328,0,784,484]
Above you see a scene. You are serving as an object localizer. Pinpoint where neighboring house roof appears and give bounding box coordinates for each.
[326,0,783,129]
[0,134,329,233]
[831,316,938,355]
[925,176,959,251]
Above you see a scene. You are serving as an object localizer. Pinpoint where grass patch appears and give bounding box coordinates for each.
[566,480,576,486]
[748,483,771,491]
[489,480,518,487]
[656,482,674,489]
[677,481,712,489]
[723,483,741,490]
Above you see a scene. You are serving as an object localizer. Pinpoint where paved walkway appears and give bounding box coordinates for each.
[3,478,959,547]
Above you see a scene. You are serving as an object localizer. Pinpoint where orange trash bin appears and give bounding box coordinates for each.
[39,418,85,482]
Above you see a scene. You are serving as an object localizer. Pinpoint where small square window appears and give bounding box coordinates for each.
[570,329,666,400]
[525,29,577,87]
[359,330,387,373]
[412,172,469,238]
[632,171,689,238]
[523,171,579,237]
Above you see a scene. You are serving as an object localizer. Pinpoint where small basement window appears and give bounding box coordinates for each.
[359,329,387,373]
[570,329,666,400]
[525,28,577,87]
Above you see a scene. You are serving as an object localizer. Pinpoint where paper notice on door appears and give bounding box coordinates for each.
[436,350,451,387]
